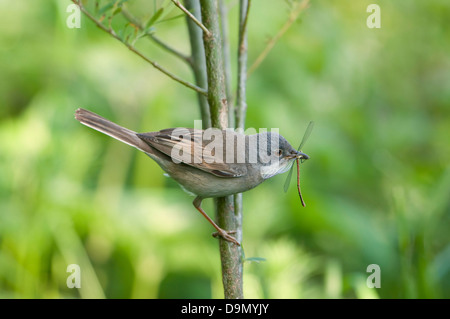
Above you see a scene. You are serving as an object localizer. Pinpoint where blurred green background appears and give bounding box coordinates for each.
[1,0,449,298]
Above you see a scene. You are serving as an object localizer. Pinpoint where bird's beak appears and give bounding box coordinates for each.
[286,150,309,160]
[297,151,309,160]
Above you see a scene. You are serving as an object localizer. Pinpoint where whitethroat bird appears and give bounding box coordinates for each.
[75,108,312,245]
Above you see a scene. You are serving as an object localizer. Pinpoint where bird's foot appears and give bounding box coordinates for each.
[212,229,240,246]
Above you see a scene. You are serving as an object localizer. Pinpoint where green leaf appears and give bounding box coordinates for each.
[132,26,155,45]
[112,7,122,16]
[98,2,116,15]
[145,7,164,28]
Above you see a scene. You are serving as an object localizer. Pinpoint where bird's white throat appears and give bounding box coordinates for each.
[260,159,294,179]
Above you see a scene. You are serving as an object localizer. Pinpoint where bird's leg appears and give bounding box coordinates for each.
[193,196,240,246]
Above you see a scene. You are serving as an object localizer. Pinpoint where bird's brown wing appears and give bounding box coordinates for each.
[137,128,247,178]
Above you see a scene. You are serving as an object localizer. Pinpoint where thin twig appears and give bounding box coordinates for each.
[149,34,193,65]
[248,0,309,76]
[121,8,193,66]
[172,0,212,37]
[72,1,207,96]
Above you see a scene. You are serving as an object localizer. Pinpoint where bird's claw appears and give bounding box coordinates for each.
[212,230,240,246]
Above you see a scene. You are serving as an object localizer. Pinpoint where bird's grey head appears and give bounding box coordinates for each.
[255,132,309,179]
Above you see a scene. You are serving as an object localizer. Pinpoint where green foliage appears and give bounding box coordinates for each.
[0,0,449,298]
[146,7,165,28]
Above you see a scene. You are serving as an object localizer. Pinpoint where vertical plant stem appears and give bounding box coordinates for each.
[218,0,234,127]
[236,0,250,129]
[200,0,229,129]
[200,0,243,299]
[234,0,250,262]
[184,0,211,128]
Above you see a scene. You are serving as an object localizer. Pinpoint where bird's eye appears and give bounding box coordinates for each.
[275,149,283,157]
